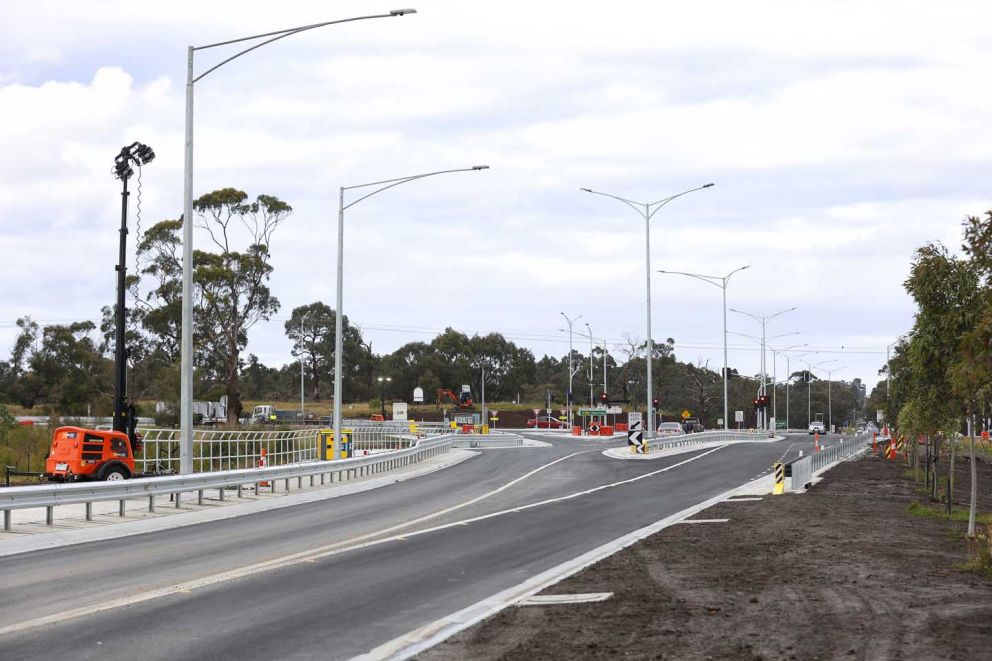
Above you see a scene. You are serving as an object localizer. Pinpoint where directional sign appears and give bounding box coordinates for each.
[627,418,645,454]
[681,409,692,419]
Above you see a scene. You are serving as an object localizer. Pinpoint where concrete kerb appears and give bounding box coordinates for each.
[362,473,776,661]
[0,449,478,559]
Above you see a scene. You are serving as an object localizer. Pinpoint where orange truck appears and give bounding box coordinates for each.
[44,426,143,482]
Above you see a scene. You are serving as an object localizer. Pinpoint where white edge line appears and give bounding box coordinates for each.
[360,473,772,661]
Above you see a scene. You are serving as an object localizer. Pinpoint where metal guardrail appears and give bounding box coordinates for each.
[0,435,453,532]
[789,433,868,491]
[645,429,776,453]
[451,433,524,449]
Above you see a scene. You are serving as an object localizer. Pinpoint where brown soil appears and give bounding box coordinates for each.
[420,452,992,661]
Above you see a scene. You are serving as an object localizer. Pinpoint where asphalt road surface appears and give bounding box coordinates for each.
[0,431,843,660]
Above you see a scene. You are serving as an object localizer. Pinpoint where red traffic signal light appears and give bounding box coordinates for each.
[652,398,660,408]
[600,392,608,403]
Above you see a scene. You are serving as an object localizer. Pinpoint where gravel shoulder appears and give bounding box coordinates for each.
[419,452,992,660]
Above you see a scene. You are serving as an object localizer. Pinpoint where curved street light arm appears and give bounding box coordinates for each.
[579,188,647,218]
[193,12,410,83]
[724,264,750,281]
[343,166,489,210]
[646,183,715,216]
[657,269,724,289]
[729,308,762,324]
[766,306,798,323]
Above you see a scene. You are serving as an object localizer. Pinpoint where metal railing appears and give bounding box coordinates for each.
[789,433,868,491]
[1,435,453,532]
[645,429,776,454]
[134,424,459,473]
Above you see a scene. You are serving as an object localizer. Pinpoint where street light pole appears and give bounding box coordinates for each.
[377,376,391,418]
[824,365,847,432]
[803,358,838,427]
[300,311,311,418]
[560,312,582,428]
[581,183,715,434]
[333,165,489,458]
[730,306,797,430]
[769,343,806,431]
[179,9,417,474]
[585,323,595,407]
[658,265,748,430]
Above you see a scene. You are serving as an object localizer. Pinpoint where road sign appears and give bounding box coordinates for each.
[606,405,622,414]
[628,412,642,428]
[735,410,744,423]
[627,418,644,454]
[533,408,541,416]
[681,409,692,419]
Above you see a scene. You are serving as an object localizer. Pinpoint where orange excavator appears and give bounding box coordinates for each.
[436,385,474,409]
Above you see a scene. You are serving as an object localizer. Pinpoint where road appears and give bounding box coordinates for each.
[0,431,844,660]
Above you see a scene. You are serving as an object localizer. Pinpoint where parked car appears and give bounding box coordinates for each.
[527,415,567,429]
[681,417,704,433]
[657,422,685,436]
[808,420,826,435]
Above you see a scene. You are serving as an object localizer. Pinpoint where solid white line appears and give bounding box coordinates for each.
[0,446,726,639]
[364,470,769,661]
[674,518,729,524]
[0,447,601,638]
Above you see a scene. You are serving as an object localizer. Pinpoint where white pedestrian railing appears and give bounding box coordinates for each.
[1,435,453,532]
[789,433,869,491]
[135,423,459,474]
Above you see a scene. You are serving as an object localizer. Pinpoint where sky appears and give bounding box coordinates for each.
[1,0,990,396]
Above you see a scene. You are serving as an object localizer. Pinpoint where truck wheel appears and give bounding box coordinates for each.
[102,467,129,481]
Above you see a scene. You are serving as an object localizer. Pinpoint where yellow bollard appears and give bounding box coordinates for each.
[772,462,785,495]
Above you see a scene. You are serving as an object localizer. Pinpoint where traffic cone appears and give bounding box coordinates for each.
[872,432,877,454]
[815,432,820,452]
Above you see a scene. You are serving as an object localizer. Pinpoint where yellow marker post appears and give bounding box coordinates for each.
[773,462,785,495]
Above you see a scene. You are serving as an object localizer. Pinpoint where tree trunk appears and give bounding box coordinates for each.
[226,332,241,424]
[969,414,977,538]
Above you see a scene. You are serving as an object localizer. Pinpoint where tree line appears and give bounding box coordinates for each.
[0,185,867,427]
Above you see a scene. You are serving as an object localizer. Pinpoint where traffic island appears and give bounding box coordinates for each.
[419,454,992,660]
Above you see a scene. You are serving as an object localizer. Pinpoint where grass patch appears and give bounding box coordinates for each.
[907,500,992,525]
[953,527,992,580]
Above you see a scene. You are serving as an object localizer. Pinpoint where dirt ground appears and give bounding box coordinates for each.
[420,450,992,661]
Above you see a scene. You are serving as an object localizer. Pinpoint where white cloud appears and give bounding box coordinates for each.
[1,0,991,393]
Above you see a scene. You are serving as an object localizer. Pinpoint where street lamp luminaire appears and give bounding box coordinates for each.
[730,306,798,430]
[179,8,417,474]
[377,376,392,419]
[581,183,715,434]
[658,265,748,430]
[333,165,489,458]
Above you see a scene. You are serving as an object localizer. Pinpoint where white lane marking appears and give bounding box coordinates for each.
[674,519,729,524]
[366,469,769,661]
[518,593,613,605]
[0,446,723,638]
[724,497,763,502]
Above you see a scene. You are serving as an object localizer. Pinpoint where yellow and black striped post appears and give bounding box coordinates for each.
[773,461,785,495]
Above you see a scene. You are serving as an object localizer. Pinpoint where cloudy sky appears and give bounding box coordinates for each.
[2,0,989,394]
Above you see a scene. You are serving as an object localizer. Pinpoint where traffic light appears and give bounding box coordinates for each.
[600,392,608,404]
[753,397,761,408]
[652,398,660,408]
[757,395,770,408]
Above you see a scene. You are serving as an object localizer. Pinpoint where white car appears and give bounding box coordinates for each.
[657,422,685,436]
[808,421,826,435]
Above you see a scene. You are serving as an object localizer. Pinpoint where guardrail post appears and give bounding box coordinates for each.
[310,475,314,487]
[148,496,155,513]
[119,500,126,517]
[219,488,225,501]
[4,509,11,531]
[254,482,260,496]
[297,476,303,489]
[198,489,204,506]
[285,478,291,491]
[45,506,53,526]
[85,502,93,521]
[175,492,182,507]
